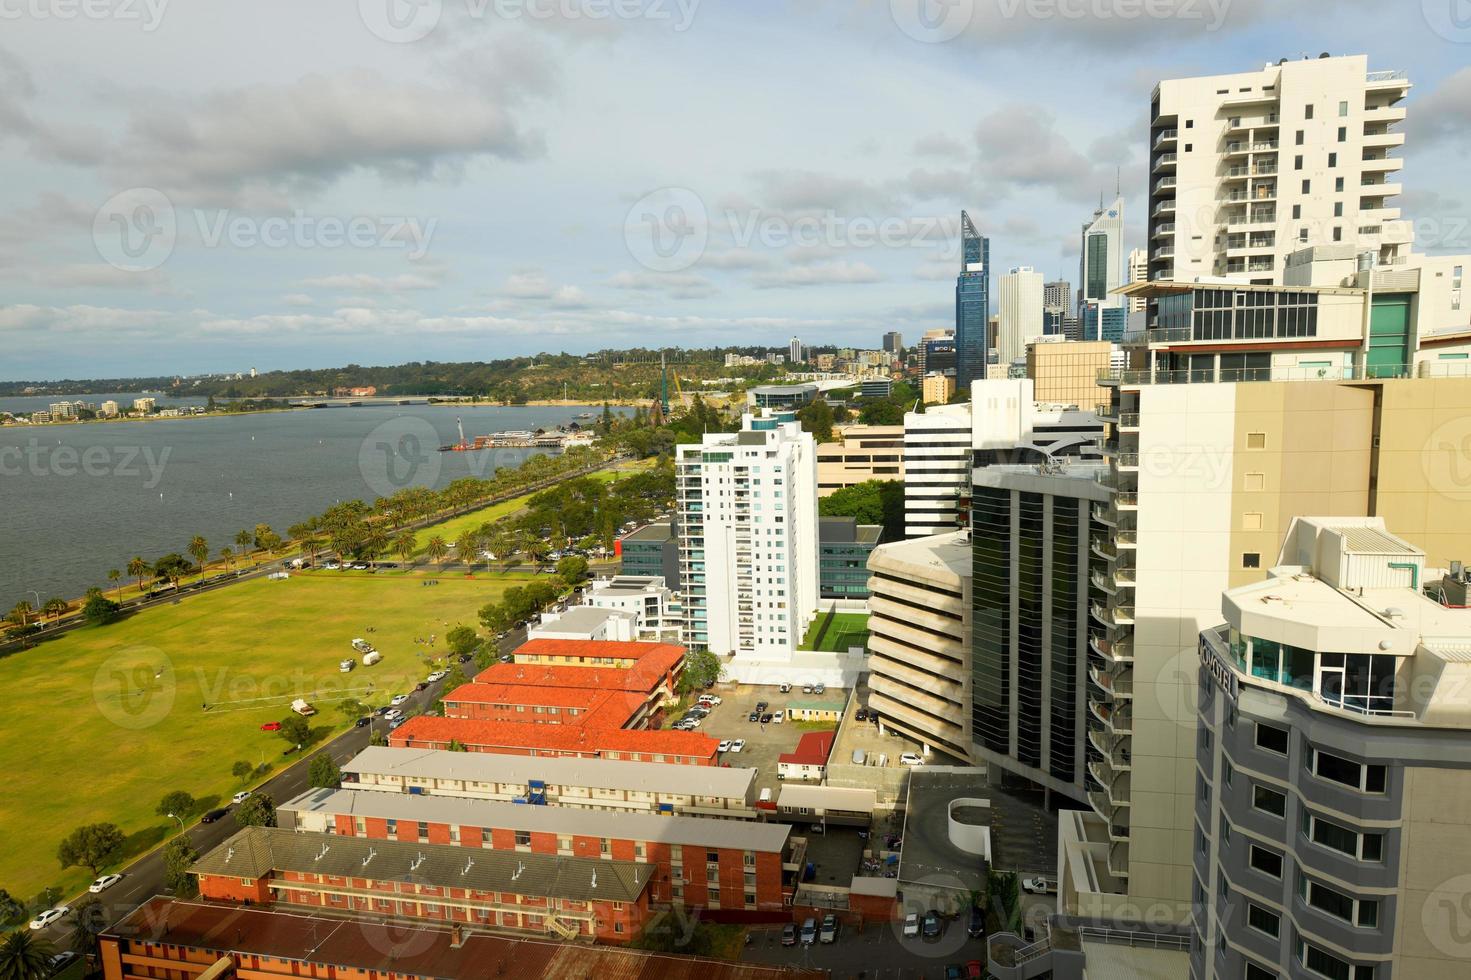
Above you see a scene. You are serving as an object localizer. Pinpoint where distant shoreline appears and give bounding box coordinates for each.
[1,399,648,429]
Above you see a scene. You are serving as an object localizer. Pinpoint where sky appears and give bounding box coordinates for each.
[3,0,1471,380]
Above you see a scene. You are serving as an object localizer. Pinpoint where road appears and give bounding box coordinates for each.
[35,624,529,942]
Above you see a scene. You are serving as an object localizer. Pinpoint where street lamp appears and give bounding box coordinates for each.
[167,812,185,835]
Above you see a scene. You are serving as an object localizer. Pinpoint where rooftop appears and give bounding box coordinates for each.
[532,606,635,635]
[472,659,676,694]
[348,746,748,796]
[514,637,685,663]
[281,788,790,852]
[390,716,720,760]
[445,683,608,711]
[620,522,675,544]
[105,899,825,980]
[866,529,972,582]
[193,826,653,903]
[899,769,991,895]
[778,731,836,767]
[776,784,877,813]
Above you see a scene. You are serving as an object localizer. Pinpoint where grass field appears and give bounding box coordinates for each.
[0,568,534,901]
[800,611,870,653]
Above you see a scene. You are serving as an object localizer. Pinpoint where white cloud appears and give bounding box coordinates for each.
[752,260,883,289]
[300,273,440,292]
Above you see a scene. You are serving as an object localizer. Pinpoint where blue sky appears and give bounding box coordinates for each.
[2,0,1470,379]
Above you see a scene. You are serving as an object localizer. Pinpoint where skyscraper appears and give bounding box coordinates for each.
[1125,248,1149,313]
[1078,195,1124,323]
[882,331,903,354]
[955,211,990,390]
[996,267,1045,368]
[1043,279,1072,313]
[788,337,804,365]
[1147,54,1410,286]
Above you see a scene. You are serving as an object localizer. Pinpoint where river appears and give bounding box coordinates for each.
[0,402,619,608]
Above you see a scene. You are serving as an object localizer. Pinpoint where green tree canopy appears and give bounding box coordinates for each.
[0,928,55,980]
[162,836,200,898]
[446,626,479,656]
[278,715,311,746]
[56,823,125,877]
[817,479,906,541]
[307,754,341,789]
[234,793,276,828]
[156,791,196,820]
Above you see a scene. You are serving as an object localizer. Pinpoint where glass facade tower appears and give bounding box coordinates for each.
[955,210,991,390]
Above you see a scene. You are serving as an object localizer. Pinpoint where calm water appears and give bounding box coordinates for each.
[0,404,615,607]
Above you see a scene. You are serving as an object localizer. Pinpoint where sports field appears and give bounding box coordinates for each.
[0,569,533,900]
[800,611,870,653]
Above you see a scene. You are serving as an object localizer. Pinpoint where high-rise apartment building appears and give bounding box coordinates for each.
[921,372,954,406]
[1126,247,1150,313]
[675,411,818,673]
[788,337,804,365]
[883,331,903,354]
[1147,55,1411,286]
[1193,517,1471,980]
[997,267,1045,369]
[1045,279,1073,313]
[956,211,991,390]
[1025,339,1115,410]
[903,403,974,538]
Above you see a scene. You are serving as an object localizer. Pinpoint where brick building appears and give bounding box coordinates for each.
[280,787,803,911]
[389,717,720,765]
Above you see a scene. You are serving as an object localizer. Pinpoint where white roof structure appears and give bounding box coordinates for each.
[776,784,877,813]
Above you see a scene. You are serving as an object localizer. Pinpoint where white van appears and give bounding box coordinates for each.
[759,788,773,803]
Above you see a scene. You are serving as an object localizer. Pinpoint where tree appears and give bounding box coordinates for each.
[156,791,196,820]
[0,929,55,980]
[818,479,906,541]
[447,626,479,657]
[152,553,192,590]
[69,897,107,957]
[278,715,310,746]
[161,836,199,898]
[107,568,121,600]
[187,535,209,577]
[0,890,23,927]
[858,397,904,426]
[676,649,723,694]
[230,760,253,780]
[394,532,417,566]
[307,754,341,789]
[425,535,449,565]
[6,602,32,629]
[218,546,234,575]
[126,556,150,594]
[336,699,369,719]
[446,739,467,752]
[253,524,281,553]
[82,595,121,626]
[56,823,124,877]
[233,793,276,828]
[234,529,254,557]
[478,600,512,635]
[555,555,589,585]
[40,598,67,621]
[795,398,835,443]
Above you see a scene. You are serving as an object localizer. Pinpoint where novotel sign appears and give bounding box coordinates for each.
[1199,633,1240,701]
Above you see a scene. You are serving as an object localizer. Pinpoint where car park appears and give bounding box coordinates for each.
[1022,876,1057,895]
[771,710,784,723]
[697,695,721,706]
[29,907,69,931]
[819,914,838,944]
[799,918,817,946]
[89,874,122,894]
[781,923,797,947]
[232,791,251,805]
[759,713,773,724]
[729,739,745,753]
[201,808,228,823]
[922,910,943,940]
[902,913,920,938]
[755,701,769,712]
[812,683,825,695]
[801,684,813,694]
[778,682,791,693]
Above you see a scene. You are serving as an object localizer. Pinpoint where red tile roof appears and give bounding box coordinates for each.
[444,682,608,711]
[392,715,720,762]
[473,659,675,695]
[777,731,836,767]
[513,638,685,663]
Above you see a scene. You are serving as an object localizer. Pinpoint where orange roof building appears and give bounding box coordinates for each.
[390,716,720,766]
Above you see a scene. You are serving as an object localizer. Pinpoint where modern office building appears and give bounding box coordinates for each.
[922,371,954,405]
[1080,196,1125,322]
[817,516,882,599]
[675,410,819,674]
[956,210,991,390]
[860,378,894,399]
[970,463,1110,803]
[1062,373,1471,927]
[1127,247,1150,312]
[746,384,818,410]
[922,336,957,379]
[865,530,972,761]
[1026,340,1115,409]
[1082,302,1128,343]
[1045,278,1073,313]
[618,522,680,588]
[815,423,904,495]
[902,402,975,538]
[998,266,1045,368]
[884,331,903,354]
[1147,54,1411,286]
[788,337,804,365]
[1192,517,1471,980]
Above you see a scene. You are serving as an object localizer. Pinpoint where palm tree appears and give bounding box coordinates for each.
[107,569,121,601]
[218,546,234,575]
[0,929,55,980]
[41,597,68,622]
[7,601,33,628]
[234,529,254,563]
[425,535,449,565]
[394,532,418,567]
[126,556,150,595]
[187,535,209,580]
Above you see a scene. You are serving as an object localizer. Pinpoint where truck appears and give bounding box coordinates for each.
[351,638,374,654]
[290,698,317,717]
[362,650,382,666]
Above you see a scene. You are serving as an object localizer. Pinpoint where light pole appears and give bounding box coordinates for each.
[167,812,185,836]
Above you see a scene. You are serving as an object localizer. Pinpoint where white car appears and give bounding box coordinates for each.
[383,708,404,722]
[88,874,122,894]
[351,563,368,571]
[1021,876,1058,895]
[232,791,251,805]
[426,670,447,683]
[29,907,69,930]
[718,740,733,752]
[902,912,920,939]
[390,694,410,706]
[697,695,722,706]
[729,739,746,753]
[322,562,340,570]
[900,753,923,766]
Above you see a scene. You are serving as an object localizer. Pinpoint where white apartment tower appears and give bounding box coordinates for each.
[1080,197,1124,314]
[997,267,1045,368]
[676,411,818,666]
[788,337,804,365]
[1126,247,1149,313]
[1147,54,1411,285]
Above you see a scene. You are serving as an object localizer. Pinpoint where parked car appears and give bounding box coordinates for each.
[855,707,869,721]
[781,923,797,947]
[717,740,732,752]
[799,917,817,946]
[819,914,838,944]
[1021,876,1058,895]
[922,910,942,940]
[47,952,80,975]
[259,721,282,731]
[390,718,405,730]
[89,874,122,894]
[426,670,447,683]
[966,962,984,979]
[697,695,721,706]
[759,713,773,724]
[778,682,792,693]
[383,708,404,721]
[813,683,825,695]
[686,706,710,717]
[900,753,923,766]
[902,913,920,938]
[755,701,769,712]
[802,684,813,694]
[748,711,760,722]
[29,907,69,931]
[944,966,965,980]
[232,791,251,805]
[729,739,746,753]
[414,682,429,692]
[201,808,228,824]
[772,710,784,724]
[354,716,371,728]
[967,905,984,938]
[390,694,410,706]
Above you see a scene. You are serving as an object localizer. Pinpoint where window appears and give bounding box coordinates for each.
[1305,105,1315,120]
[1294,154,1303,170]
[1297,938,1374,980]
[1299,873,1380,927]
[1252,783,1286,816]
[1333,228,1343,242]
[1247,965,1277,980]
[1334,202,1344,217]
[1338,100,1349,116]
[1243,553,1261,569]
[1301,809,1384,861]
[1256,723,1289,754]
[1220,814,1231,846]
[1337,126,1347,142]
[1248,903,1280,938]
[1223,759,1234,787]
[1302,179,1311,194]
[1249,844,1283,878]
[1246,431,1266,449]
[1309,748,1388,793]
[1328,152,1337,167]
[1335,177,1345,192]
[514,830,531,847]
[1295,130,1304,145]
[1292,204,1302,219]
[1243,512,1263,531]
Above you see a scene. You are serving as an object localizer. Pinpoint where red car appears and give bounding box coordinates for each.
[259,721,282,731]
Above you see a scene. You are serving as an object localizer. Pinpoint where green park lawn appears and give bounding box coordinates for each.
[0,568,534,902]
[800,611,870,653]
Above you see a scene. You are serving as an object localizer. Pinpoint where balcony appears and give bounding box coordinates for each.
[1151,245,1174,260]
[1090,601,1134,628]
[1089,535,1117,561]
[1107,840,1130,877]
[1366,69,1409,88]
[1108,450,1138,471]
[1153,177,1176,193]
[1361,156,1403,174]
[1089,634,1133,664]
[1094,402,1118,422]
[1088,730,1131,770]
[1362,180,1402,197]
[1363,104,1407,124]
[1091,504,1118,530]
[1152,222,1175,238]
[1113,491,1138,508]
[1363,129,1405,149]
[1152,200,1176,216]
[1153,152,1177,171]
[1091,665,1133,698]
[1153,128,1177,148]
